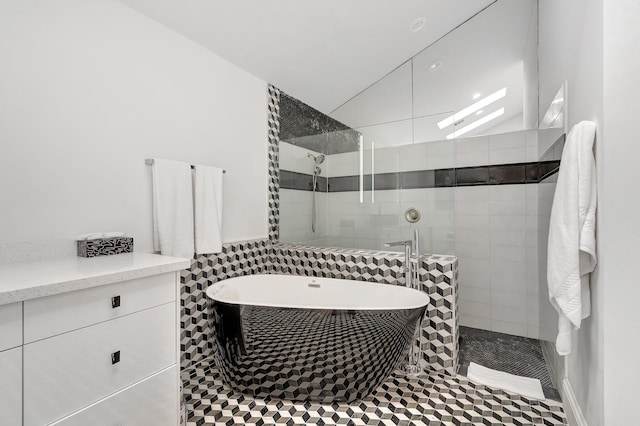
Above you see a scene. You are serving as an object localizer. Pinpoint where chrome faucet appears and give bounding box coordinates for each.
[385,230,423,374]
[384,229,421,290]
[383,240,413,288]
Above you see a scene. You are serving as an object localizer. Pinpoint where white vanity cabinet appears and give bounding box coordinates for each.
[0,252,189,426]
[0,302,23,426]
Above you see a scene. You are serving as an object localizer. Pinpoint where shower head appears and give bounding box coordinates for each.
[307,153,326,165]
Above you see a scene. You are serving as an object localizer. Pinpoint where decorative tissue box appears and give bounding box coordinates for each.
[77,237,134,258]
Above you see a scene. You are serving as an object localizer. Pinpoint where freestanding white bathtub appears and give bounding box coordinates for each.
[206,274,429,403]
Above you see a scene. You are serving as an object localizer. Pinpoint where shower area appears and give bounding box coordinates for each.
[277,0,565,394]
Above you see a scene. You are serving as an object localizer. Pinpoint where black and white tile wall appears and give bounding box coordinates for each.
[272,244,459,376]
[267,85,281,244]
[180,240,459,376]
[180,239,271,368]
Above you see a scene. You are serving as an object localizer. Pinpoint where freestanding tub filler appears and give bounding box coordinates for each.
[206,274,429,403]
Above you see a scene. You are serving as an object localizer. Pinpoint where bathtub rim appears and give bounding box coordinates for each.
[205,273,430,311]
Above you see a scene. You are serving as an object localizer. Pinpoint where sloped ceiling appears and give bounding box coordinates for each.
[121,0,495,114]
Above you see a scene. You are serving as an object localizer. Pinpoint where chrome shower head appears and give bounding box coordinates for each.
[307,153,326,165]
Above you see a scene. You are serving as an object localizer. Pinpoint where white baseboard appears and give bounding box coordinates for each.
[562,378,588,426]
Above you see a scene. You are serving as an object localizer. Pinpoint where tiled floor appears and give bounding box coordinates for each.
[458,326,560,401]
[182,361,567,425]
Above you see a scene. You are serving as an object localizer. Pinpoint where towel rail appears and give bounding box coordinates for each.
[145,158,226,173]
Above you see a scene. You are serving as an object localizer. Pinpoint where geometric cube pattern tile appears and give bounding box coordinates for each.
[181,240,459,376]
[210,304,424,403]
[267,84,281,244]
[180,239,271,368]
[182,361,567,426]
[272,243,459,376]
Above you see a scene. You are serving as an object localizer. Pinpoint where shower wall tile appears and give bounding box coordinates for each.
[279,141,326,176]
[459,286,491,304]
[456,148,490,168]
[271,87,538,346]
[491,320,528,337]
[326,151,360,177]
[459,299,491,319]
[454,181,539,339]
[460,314,491,330]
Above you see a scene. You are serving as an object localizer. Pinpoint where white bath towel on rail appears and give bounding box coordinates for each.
[547,121,597,355]
[151,159,194,258]
[194,165,223,254]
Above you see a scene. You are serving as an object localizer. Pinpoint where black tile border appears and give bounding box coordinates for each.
[280,161,561,192]
[279,170,328,192]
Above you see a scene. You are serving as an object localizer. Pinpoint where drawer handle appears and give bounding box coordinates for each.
[111,350,121,365]
[111,295,121,308]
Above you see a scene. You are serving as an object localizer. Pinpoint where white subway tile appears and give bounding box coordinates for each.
[457,198,491,215]
[490,185,526,201]
[490,215,527,230]
[490,199,527,216]
[456,214,490,229]
[490,147,526,164]
[455,186,490,201]
[491,320,528,337]
[459,286,492,304]
[491,245,526,262]
[456,136,489,152]
[456,242,491,261]
[489,131,526,150]
[461,315,492,330]
[456,150,489,168]
[525,130,539,147]
[526,145,539,162]
[458,257,491,289]
[456,228,491,244]
[460,300,491,319]
[491,305,528,325]
[490,229,526,246]
[492,290,527,309]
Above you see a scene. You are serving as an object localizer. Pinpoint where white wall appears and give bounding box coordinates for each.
[523,1,539,130]
[601,0,640,423]
[539,0,604,423]
[0,0,268,252]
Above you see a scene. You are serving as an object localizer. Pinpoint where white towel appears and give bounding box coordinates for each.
[194,165,224,254]
[547,121,597,355]
[151,159,194,258]
[467,362,545,400]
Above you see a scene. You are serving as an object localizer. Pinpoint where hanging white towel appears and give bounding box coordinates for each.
[547,121,597,355]
[151,159,194,258]
[194,165,223,254]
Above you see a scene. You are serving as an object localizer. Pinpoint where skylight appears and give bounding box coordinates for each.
[437,88,507,130]
[446,108,505,140]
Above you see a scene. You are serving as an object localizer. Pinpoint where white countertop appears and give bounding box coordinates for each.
[0,252,191,306]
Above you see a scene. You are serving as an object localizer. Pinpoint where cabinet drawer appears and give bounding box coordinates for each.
[24,272,175,343]
[0,347,22,426]
[0,302,22,351]
[50,366,178,426]
[24,302,176,426]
